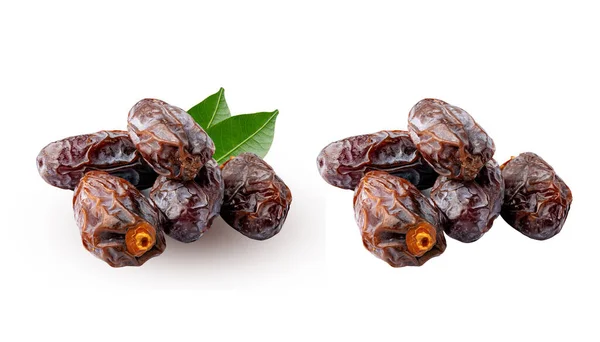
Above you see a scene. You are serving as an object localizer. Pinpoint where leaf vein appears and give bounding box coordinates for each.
[206,88,223,128]
[215,111,278,163]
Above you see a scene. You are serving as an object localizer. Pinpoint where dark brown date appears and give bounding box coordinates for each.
[220,153,292,240]
[317,130,437,190]
[408,98,495,181]
[501,153,572,240]
[354,171,446,267]
[128,98,215,181]
[36,130,157,190]
[73,171,166,267]
[150,159,224,243]
[431,159,504,243]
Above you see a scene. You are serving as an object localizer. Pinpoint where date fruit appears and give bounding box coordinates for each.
[317,130,437,190]
[354,171,446,267]
[37,130,157,190]
[221,153,292,240]
[73,171,166,267]
[501,153,572,240]
[150,159,224,243]
[128,98,215,181]
[408,98,495,181]
[431,159,504,243]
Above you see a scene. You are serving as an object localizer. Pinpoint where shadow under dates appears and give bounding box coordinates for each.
[154,204,318,277]
[150,191,325,287]
[162,217,265,265]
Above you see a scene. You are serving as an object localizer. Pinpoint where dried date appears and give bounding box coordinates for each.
[150,159,224,243]
[354,171,446,267]
[36,130,157,190]
[408,98,495,181]
[501,153,572,240]
[431,159,504,243]
[220,153,292,240]
[128,98,215,181]
[317,130,437,190]
[73,171,166,267]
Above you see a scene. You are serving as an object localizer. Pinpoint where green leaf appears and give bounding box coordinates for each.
[188,88,231,129]
[207,110,279,164]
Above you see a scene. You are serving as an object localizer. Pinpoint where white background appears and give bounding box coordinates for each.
[1,1,598,341]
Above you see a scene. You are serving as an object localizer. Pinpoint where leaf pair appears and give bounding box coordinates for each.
[188,88,279,164]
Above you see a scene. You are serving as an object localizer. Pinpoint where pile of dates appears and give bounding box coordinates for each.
[317,98,572,268]
[37,98,292,267]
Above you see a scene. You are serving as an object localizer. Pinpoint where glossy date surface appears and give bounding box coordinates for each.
[431,159,504,243]
[128,98,215,181]
[221,153,292,240]
[36,130,157,190]
[408,98,495,181]
[73,171,166,267]
[317,130,437,190]
[354,171,446,267]
[150,159,224,243]
[501,153,572,240]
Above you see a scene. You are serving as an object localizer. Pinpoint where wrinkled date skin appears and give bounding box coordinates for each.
[73,171,166,267]
[354,171,446,267]
[128,98,215,181]
[501,153,572,240]
[36,130,157,190]
[317,130,437,190]
[150,159,224,243]
[431,159,504,243]
[221,153,292,240]
[408,98,495,181]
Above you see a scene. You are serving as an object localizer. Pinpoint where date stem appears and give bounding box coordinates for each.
[406,223,436,257]
[125,223,156,257]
